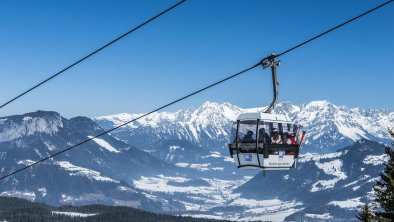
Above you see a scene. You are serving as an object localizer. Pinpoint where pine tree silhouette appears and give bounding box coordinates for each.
[356,204,374,222]
[373,129,394,221]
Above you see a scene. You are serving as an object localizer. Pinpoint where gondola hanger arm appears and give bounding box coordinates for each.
[261,53,280,114]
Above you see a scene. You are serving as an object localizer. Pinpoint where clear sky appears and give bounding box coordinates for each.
[1,0,393,118]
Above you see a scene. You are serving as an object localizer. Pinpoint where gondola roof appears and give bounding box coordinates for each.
[236,112,292,123]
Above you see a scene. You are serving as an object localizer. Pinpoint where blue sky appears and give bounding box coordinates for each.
[1,0,393,118]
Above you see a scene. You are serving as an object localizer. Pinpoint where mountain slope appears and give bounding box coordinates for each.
[236,139,387,221]
[0,196,228,222]
[143,139,253,179]
[0,111,185,211]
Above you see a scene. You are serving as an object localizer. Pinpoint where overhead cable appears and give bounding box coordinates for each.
[0,0,187,110]
[1,0,393,181]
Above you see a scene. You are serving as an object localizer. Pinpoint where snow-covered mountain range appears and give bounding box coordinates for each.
[0,101,393,221]
[95,100,394,153]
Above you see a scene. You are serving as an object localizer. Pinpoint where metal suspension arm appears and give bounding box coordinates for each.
[261,53,280,113]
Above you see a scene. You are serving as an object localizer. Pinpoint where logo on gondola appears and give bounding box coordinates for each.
[243,154,253,162]
[269,162,290,166]
[278,150,285,159]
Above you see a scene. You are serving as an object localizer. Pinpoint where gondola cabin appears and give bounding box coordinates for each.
[228,112,303,170]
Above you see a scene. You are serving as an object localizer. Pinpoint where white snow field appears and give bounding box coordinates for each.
[133,175,303,221]
[52,211,97,217]
[56,161,119,183]
[88,136,120,153]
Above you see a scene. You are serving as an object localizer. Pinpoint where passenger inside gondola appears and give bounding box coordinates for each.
[286,132,296,144]
[258,128,271,143]
[271,128,283,144]
[242,130,255,143]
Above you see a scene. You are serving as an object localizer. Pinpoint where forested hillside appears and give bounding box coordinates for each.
[0,197,227,222]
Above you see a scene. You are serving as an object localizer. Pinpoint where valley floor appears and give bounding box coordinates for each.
[133,175,304,221]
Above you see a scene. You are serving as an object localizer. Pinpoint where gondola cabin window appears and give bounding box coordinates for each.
[238,120,257,153]
[238,120,257,143]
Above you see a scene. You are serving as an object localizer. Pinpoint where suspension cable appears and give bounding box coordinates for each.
[275,0,394,58]
[0,0,393,181]
[0,0,187,111]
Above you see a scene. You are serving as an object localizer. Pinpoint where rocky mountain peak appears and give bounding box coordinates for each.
[0,111,64,143]
[95,100,394,152]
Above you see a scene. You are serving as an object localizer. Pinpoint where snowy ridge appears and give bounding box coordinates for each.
[328,197,364,210]
[0,190,36,201]
[363,154,389,166]
[296,152,350,192]
[95,100,394,151]
[311,159,347,192]
[87,136,120,153]
[16,159,36,165]
[56,161,119,183]
[305,213,333,220]
[95,102,243,148]
[52,211,98,217]
[0,113,63,143]
[288,101,394,149]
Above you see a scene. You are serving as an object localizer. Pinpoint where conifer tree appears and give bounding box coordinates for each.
[373,129,394,220]
[356,204,374,222]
